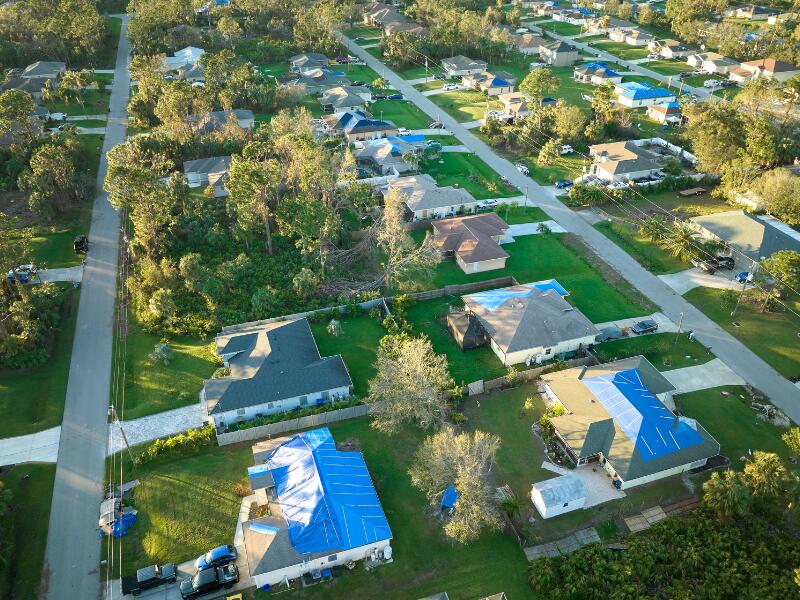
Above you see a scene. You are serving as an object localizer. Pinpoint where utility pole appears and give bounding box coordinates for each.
[671,311,684,361]
[108,405,134,464]
[731,262,756,318]
[425,56,428,83]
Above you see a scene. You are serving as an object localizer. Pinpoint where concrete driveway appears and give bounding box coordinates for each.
[38,265,84,283]
[0,426,60,465]
[339,33,800,422]
[664,358,745,394]
[659,269,741,295]
[593,311,678,332]
[506,220,566,238]
[107,404,204,454]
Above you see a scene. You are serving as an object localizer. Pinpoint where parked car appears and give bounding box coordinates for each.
[691,69,706,75]
[529,61,546,69]
[74,235,89,254]
[194,544,238,571]
[442,83,459,91]
[677,72,692,79]
[6,264,36,284]
[387,93,403,100]
[631,319,659,335]
[397,127,411,136]
[122,564,177,597]
[735,271,752,284]
[515,163,530,175]
[348,55,365,65]
[559,144,574,155]
[485,110,503,119]
[372,93,387,100]
[715,256,735,270]
[647,53,660,59]
[595,326,624,343]
[554,179,573,189]
[49,112,67,121]
[477,199,499,210]
[334,55,350,63]
[691,257,717,274]
[351,80,366,87]
[428,121,445,129]
[433,73,447,80]
[720,80,737,87]
[650,171,666,180]
[180,564,239,600]
[425,140,442,150]
[703,79,722,88]
[607,180,629,190]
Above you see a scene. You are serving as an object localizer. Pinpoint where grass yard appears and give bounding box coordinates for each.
[591,41,650,60]
[46,89,110,116]
[72,118,108,128]
[424,134,460,145]
[683,74,724,88]
[98,16,123,69]
[428,89,503,122]
[543,66,595,108]
[398,65,445,80]
[602,188,731,219]
[421,152,519,199]
[645,60,691,77]
[593,333,714,371]
[77,133,105,178]
[369,99,430,128]
[300,96,325,118]
[684,288,800,379]
[540,21,584,36]
[415,79,444,91]
[676,385,796,468]
[0,287,79,437]
[343,24,383,39]
[93,72,114,86]
[366,47,384,59]
[337,64,381,84]
[487,60,532,83]
[495,204,550,224]
[594,219,687,275]
[121,320,218,420]
[0,464,56,600]
[310,313,385,396]
[526,154,585,186]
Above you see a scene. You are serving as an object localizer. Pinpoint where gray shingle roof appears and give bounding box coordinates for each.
[183,155,231,175]
[389,174,478,212]
[244,516,334,575]
[690,209,800,261]
[21,61,65,78]
[204,318,352,414]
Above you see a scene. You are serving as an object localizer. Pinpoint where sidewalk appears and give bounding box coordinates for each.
[0,427,61,465]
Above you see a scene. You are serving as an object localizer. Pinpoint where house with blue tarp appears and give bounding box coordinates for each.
[613,81,676,108]
[322,109,398,142]
[541,357,720,490]
[242,428,393,589]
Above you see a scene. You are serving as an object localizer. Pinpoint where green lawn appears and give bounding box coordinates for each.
[428,89,503,122]
[683,74,724,88]
[310,312,385,396]
[366,47,384,59]
[337,64,381,84]
[487,60,532,83]
[0,287,79,436]
[591,41,650,60]
[0,465,56,599]
[684,288,800,379]
[424,134,460,146]
[72,118,108,128]
[676,386,796,468]
[77,134,105,179]
[300,96,324,118]
[593,333,714,371]
[539,21,584,36]
[594,220,688,275]
[421,152,519,199]
[645,60,691,77]
[98,16,123,69]
[415,79,444,91]
[46,89,110,116]
[93,72,114,86]
[121,320,218,420]
[369,99,430,128]
[399,65,444,80]
[343,24,383,39]
[602,188,731,219]
[495,204,550,224]
[521,153,585,186]
[547,65,595,108]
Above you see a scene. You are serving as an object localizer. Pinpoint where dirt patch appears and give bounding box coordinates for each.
[0,191,41,227]
[337,437,361,452]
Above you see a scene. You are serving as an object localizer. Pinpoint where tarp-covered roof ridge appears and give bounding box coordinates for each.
[265,427,392,555]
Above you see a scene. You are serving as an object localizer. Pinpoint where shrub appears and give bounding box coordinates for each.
[134,425,216,465]
[222,398,364,432]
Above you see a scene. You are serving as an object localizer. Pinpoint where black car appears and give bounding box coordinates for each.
[631,319,659,335]
[180,564,238,599]
[351,80,366,87]
[433,73,446,80]
[373,93,387,100]
[121,563,177,597]
[715,256,735,270]
[720,80,737,87]
[73,235,89,254]
[677,72,692,79]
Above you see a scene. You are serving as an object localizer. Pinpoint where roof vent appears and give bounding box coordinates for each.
[578,365,588,380]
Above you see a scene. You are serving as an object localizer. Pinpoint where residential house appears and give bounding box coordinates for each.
[20,60,66,79]
[319,85,371,112]
[701,55,739,74]
[0,76,52,100]
[322,109,398,142]
[584,17,636,35]
[182,155,232,197]
[539,40,580,67]
[608,26,637,42]
[624,29,654,46]
[364,2,402,26]
[0,118,44,148]
[289,52,329,73]
[388,174,481,221]
[461,71,516,96]
[729,58,800,83]
[243,428,392,589]
[460,280,598,366]
[648,38,692,59]
[646,100,682,124]
[432,213,510,274]
[541,357,720,490]
[531,474,587,519]
[441,55,488,77]
[588,139,664,182]
[553,9,593,25]
[690,209,800,264]
[511,33,547,55]
[526,0,561,16]
[729,4,779,20]
[190,109,255,134]
[163,46,205,74]
[353,136,426,175]
[614,81,675,108]
[498,91,531,119]
[384,21,427,36]
[290,69,350,94]
[573,62,623,86]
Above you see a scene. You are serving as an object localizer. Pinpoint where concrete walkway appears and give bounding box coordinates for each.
[659,269,741,295]
[409,127,451,135]
[0,427,60,465]
[664,358,746,394]
[66,114,107,121]
[77,126,107,134]
[38,265,84,283]
[462,119,483,129]
[593,311,678,332]
[440,145,470,152]
[340,33,800,422]
[524,527,601,560]
[421,87,452,96]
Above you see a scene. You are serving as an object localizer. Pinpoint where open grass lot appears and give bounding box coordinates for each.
[370,99,430,128]
[602,188,731,219]
[421,152,519,199]
[496,204,550,224]
[121,320,218,420]
[714,85,743,100]
[120,418,534,599]
[544,65,594,108]
[684,288,800,379]
[593,333,714,371]
[428,88,502,122]
[336,63,381,84]
[594,219,687,275]
[310,313,385,396]
[0,287,79,437]
[97,16,123,69]
[77,133,105,178]
[46,88,111,116]
[645,59,691,76]
[539,21,584,36]
[343,24,382,39]
[0,464,56,600]
[487,59,532,83]
[524,153,585,186]
[676,385,796,469]
[415,79,444,91]
[591,40,650,60]
[683,74,724,88]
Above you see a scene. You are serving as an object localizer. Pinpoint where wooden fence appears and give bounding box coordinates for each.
[470,356,598,396]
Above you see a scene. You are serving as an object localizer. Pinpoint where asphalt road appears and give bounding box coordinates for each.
[44,14,130,600]
[339,34,800,422]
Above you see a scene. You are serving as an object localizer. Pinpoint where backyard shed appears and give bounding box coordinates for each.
[446,311,486,350]
[530,474,588,519]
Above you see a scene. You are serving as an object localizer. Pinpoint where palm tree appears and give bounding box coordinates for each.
[663,221,698,261]
[59,69,90,114]
[702,470,752,518]
[743,451,788,499]
[638,215,668,243]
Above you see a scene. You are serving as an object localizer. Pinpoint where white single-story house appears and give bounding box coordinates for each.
[201,318,352,428]
[624,29,654,46]
[588,139,661,182]
[183,155,232,196]
[243,428,392,589]
[432,213,510,274]
[512,33,547,55]
[461,281,598,366]
[498,91,531,118]
[541,357,720,490]
[461,71,516,96]
[729,58,800,83]
[388,174,481,221]
[573,62,623,86]
[646,101,682,124]
[531,474,588,519]
[614,81,675,108]
[441,55,488,77]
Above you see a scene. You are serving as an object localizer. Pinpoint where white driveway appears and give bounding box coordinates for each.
[462,119,483,129]
[506,220,567,238]
[659,269,741,295]
[440,145,470,152]
[0,426,60,465]
[409,128,452,135]
[107,403,205,454]
[66,114,107,121]
[38,265,84,283]
[421,88,452,96]
[593,311,679,332]
[664,358,745,394]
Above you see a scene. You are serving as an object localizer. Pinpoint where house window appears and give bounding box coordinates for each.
[299,396,308,406]
[321,391,330,402]
[545,348,552,355]
[328,554,338,562]
[267,402,274,409]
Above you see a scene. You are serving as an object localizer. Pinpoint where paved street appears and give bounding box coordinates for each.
[44,14,130,600]
[340,33,800,422]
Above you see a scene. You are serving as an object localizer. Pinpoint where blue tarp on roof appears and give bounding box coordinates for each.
[577,7,592,14]
[441,486,459,509]
[617,82,675,100]
[465,279,569,312]
[265,427,392,554]
[488,77,510,88]
[583,368,704,462]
